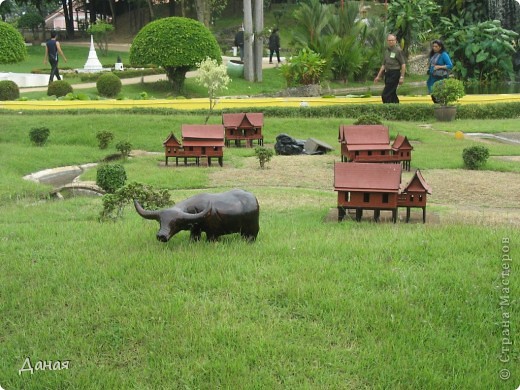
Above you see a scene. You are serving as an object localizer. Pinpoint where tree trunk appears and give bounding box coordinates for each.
[195,0,211,27]
[147,0,155,20]
[108,0,116,25]
[165,66,190,95]
[61,0,75,39]
[253,0,263,82]
[243,0,254,81]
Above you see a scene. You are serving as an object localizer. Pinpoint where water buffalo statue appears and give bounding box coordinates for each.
[134,189,260,242]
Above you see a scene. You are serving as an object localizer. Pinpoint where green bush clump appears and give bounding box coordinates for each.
[280,48,327,86]
[47,80,73,97]
[462,146,490,170]
[96,131,114,149]
[116,140,132,159]
[255,146,274,169]
[100,181,172,221]
[0,80,20,101]
[96,163,127,193]
[96,72,122,97]
[0,21,27,64]
[29,127,50,146]
[353,114,383,125]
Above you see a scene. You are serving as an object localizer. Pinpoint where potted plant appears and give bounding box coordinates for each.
[431,78,466,121]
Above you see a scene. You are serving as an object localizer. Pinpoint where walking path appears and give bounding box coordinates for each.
[7,39,520,109]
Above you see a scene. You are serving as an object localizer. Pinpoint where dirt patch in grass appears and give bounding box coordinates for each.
[209,154,520,226]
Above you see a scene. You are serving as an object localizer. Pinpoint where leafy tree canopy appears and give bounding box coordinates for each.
[129,17,221,69]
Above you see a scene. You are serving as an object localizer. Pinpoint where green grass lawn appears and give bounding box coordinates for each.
[0,112,518,388]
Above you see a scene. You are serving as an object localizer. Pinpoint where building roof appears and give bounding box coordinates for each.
[347,144,392,152]
[338,125,390,145]
[163,132,181,146]
[181,124,224,141]
[222,113,263,128]
[402,170,432,194]
[392,134,413,151]
[334,162,402,192]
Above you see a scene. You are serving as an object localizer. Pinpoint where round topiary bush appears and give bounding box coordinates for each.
[29,127,50,146]
[0,21,27,64]
[96,163,127,193]
[96,72,122,97]
[0,80,20,101]
[130,17,221,94]
[47,80,73,97]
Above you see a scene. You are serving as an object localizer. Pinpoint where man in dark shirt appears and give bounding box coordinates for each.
[43,31,68,85]
[234,26,245,62]
[374,34,406,103]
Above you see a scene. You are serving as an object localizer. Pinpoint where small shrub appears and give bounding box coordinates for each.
[96,163,127,193]
[29,127,50,146]
[462,146,490,170]
[255,146,274,169]
[96,72,122,97]
[47,80,73,97]
[0,21,27,64]
[0,80,20,100]
[353,114,383,125]
[116,141,132,159]
[280,48,326,86]
[96,131,114,149]
[100,181,172,221]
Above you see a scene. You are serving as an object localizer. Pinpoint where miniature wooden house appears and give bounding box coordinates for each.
[334,162,402,223]
[222,112,264,147]
[392,134,414,171]
[338,124,392,163]
[163,124,225,167]
[397,170,432,223]
[338,124,413,170]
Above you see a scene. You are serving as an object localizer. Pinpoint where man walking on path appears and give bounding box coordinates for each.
[374,34,406,103]
[43,31,67,84]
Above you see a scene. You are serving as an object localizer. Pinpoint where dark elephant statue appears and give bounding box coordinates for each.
[134,189,260,243]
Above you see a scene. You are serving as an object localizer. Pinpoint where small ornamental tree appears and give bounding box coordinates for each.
[255,146,274,169]
[87,20,115,56]
[0,21,27,64]
[195,57,230,124]
[129,17,222,94]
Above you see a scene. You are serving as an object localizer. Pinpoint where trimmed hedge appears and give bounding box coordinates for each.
[96,72,122,97]
[0,21,27,64]
[0,80,20,101]
[2,102,520,121]
[47,80,73,97]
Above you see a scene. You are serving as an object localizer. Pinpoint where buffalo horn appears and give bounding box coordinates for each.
[179,204,211,220]
[133,199,161,221]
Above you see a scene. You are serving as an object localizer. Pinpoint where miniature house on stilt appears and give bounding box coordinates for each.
[334,162,431,223]
[163,124,225,167]
[338,125,413,171]
[222,113,264,147]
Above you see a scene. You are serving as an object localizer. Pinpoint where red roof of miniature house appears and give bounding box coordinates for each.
[181,124,225,141]
[163,132,181,146]
[334,162,402,192]
[222,113,263,128]
[392,134,413,151]
[402,170,432,194]
[338,125,390,145]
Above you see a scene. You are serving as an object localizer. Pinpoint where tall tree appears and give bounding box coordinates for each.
[60,0,74,38]
[243,0,254,81]
[253,0,263,82]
